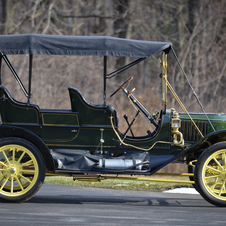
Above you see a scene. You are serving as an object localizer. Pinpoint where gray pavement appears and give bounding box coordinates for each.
[0,184,224,226]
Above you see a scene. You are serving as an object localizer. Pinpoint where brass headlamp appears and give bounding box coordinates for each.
[171,108,184,148]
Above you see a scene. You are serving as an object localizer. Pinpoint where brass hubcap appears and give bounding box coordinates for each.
[219,170,226,181]
[4,162,22,178]
[10,167,16,174]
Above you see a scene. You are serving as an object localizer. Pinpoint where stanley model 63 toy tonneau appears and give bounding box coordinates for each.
[0,34,226,206]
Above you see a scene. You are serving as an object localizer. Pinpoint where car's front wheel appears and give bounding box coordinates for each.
[0,137,45,202]
[195,142,226,206]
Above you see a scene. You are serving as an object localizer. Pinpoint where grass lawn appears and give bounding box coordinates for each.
[44,175,193,192]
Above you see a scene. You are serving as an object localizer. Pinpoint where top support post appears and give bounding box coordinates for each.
[161,51,167,112]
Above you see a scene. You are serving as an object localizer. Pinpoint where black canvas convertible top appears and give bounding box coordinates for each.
[0,34,172,58]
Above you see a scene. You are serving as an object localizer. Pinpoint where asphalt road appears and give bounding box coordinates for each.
[0,184,225,226]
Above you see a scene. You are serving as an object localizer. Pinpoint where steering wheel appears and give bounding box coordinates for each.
[110,76,133,97]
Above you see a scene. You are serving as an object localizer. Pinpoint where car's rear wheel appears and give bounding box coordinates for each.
[194,142,226,206]
[0,137,45,202]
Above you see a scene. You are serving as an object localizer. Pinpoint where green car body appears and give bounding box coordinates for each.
[0,34,226,206]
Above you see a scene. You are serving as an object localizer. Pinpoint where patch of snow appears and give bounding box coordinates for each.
[114,182,156,187]
[163,187,199,195]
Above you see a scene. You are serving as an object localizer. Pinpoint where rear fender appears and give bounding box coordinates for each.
[0,125,54,171]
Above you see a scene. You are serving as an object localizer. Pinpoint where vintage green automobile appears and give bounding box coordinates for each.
[0,34,226,206]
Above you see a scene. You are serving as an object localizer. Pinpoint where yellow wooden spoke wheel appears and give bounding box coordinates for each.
[0,138,45,202]
[195,142,226,206]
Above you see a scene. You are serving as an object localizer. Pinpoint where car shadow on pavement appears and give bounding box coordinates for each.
[27,193,210,207]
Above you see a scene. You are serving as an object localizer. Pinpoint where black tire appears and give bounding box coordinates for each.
[0,137,46,202]
[188,164,198,191]
[194,142,226,206]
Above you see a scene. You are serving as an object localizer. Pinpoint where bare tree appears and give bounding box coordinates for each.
[1,0,226,112]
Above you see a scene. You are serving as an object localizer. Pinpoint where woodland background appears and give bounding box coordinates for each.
[0,0,226,172]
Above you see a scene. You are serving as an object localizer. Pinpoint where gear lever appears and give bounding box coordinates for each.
[123,114,134,137]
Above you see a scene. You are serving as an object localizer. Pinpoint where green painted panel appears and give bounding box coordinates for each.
[68,89,115,126]
[179,112,226,139]
[42,112,79,126]
[0,98,39,124]
[19,125,41,137]
[44,127,117,147]
[42,126,78,140]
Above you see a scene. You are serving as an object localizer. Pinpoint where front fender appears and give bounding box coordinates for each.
[0,125,54,171]
[150,130,226,174]
[186,129,226,159]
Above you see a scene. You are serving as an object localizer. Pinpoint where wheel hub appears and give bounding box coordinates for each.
[4,162,22,178]
[10,167,16,174]
[220,169,226,181]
